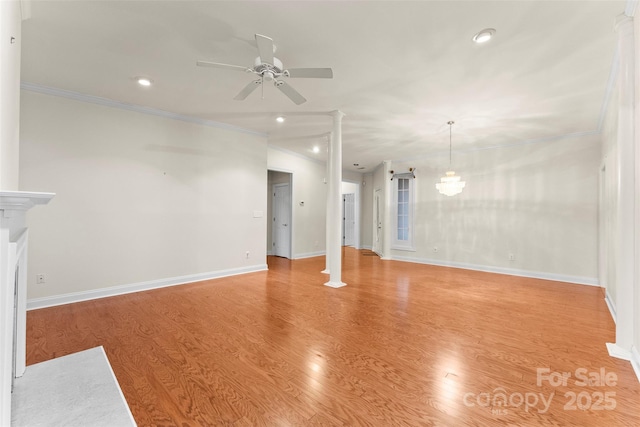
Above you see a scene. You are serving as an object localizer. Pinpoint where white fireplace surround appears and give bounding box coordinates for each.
[0,191,54,426]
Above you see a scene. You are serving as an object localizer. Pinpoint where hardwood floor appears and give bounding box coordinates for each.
[26,248,639,426]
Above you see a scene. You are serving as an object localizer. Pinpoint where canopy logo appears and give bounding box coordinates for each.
[462,367,618,415]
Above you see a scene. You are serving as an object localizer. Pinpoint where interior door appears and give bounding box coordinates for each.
[272,183,291,258]
[373,189,382,254]
[342,193,355,246]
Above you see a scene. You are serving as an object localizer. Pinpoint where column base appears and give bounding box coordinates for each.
[324,281,347,288]
[321,269,330,274]
[606,342,631,361]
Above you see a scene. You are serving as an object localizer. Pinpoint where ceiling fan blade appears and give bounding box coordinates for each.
[234,80,262,100]
[255,34,275,65]
[275,80,306,105]
[196,60,249,72]
[286,68,333,79]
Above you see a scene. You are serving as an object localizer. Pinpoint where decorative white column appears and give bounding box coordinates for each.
[0,191,54,426]
[0,0,22,191]
[607,13,636,361]
[322,134,332,274]
[380,160,392,260]
[325,111,346,288]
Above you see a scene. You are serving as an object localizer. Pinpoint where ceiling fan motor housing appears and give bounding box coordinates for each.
[254,56,283,81]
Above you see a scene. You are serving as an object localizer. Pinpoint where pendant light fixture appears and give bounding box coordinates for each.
[436,121,466,196]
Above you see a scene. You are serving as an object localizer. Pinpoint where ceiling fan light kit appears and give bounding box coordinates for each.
[436,121,466,196]
[197,33,333,105]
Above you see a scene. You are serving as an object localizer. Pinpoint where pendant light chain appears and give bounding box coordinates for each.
[435,120,466,196]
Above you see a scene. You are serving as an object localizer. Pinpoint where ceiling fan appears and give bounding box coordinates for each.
[197,34,333,105]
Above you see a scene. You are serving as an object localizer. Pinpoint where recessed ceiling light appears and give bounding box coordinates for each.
[136,77,153,87]
[276,116,285,123]
[473,28,496,44]
[312,146,320,154]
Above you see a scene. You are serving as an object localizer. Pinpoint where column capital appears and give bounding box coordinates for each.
[330,110,346,120]
[615,13,633,33]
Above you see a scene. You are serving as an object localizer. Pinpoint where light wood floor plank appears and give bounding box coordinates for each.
[26,248,640,425]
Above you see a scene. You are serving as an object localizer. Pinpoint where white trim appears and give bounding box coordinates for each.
[14,229,28,378]
[0,191,55,213]
[20,82,266,137]
[27,264,268,310]
[606,342,631,361]
[391,174,415,250]
[361,245,373,250]
[392,255,599,286]
[391,245,416,252]
[293,251,325,260]
[625,0,638,16]
[630,346,640,382]
[98,346,137,425]
[604,290,617,323]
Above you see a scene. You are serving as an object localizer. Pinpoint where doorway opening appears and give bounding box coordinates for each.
[341,181,360,248]
[373,188,382,256]
[268,170,292,259]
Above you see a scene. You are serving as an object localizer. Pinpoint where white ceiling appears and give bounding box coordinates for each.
[21,1,626,173]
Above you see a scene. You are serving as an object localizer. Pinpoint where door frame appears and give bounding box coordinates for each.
[341,180,361,249]
[268,170,293,259]
[342,193,356,247]
[373,188,382,255]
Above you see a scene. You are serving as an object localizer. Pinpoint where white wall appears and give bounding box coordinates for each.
[19,90,268,302]
[341,181,358,195]
[387,133,601,284]
[267,147,326,258]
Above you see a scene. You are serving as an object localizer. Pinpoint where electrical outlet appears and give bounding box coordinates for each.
[36,274,45,284]
[433,247,439,253]
[509,253,515,261]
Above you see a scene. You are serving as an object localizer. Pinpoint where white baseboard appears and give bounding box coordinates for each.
[631,346,640,383]
[604,289,617,323]
[293,251,325,260]
[360,245,373,250]
[606,342,631,361]
[391,255,599,287]
[27,264,268,310]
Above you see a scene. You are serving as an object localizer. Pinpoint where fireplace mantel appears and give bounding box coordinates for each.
[1,190,54,425]
[0,191,55,215]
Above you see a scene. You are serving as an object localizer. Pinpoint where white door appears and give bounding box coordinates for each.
[342,193,355,246]
[373,189,382,254]
[272,183,291,258]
